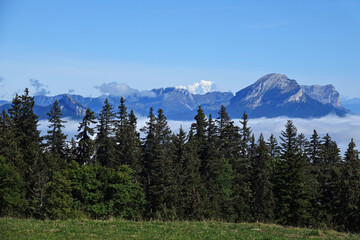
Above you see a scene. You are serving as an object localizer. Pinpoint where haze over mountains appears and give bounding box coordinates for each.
[0,73,351,120]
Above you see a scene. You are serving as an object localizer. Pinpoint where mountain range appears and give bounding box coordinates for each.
[0,73,351,120]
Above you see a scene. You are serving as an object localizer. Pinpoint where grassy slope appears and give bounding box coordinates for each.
[0,218,359,240]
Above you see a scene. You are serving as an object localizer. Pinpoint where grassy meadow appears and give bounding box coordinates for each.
[1,218,359,240]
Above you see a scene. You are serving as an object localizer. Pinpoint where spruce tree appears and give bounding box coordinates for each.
[337,139,360,232]
[251,134,274,222]
[140,107,156,216]
[151,109,177,219]
[45,100,67,168]
[273,120,311,227]
[95,98,116,167]
[319,134,342,227]
[306,130,324,226]
[171,127,205,219]
[115,98,141,171]
[0,109,22,169]
[231,112,252,222]
[8,89,47,218]
[268,134,281,160]
[76,108,96,165]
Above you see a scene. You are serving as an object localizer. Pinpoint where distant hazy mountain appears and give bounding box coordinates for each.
[342,97,360,114]
[227,73,348,118]
[0,74,350,120]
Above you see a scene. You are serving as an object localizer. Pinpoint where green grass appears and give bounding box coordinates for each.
[0,218,359,240]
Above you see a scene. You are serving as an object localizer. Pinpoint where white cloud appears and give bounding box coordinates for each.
[95,82,138,97]
[95,82,156,98]
[29,78,50,96]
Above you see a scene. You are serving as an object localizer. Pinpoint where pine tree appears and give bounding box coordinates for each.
[0,109,22,169]
[171,127,205,219]
[337,139,360,232]
[192,106,208,177]
[76,108,96,165]
[319,134,342,227]
[239,112,251,158]
[273,120,311,227]
[306,130,324,226]
[140,107,156,217]
[115,98,141,171]
[268,134,281,160]
[251,134,274,222]
[45,100,67,168]
[8,89,47,218]
[151,109,177,219]
[231,112,252,222]
[8,89,43,173]
[95,99,117,167]
[124,110,142,174]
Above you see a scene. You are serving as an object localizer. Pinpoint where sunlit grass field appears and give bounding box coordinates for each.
[1,218,360,240]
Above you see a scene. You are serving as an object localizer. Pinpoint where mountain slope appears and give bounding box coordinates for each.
[0,74,350,120]
[227,73,348,118]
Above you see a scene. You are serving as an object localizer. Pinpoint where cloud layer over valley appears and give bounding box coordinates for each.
[38,114,360,155]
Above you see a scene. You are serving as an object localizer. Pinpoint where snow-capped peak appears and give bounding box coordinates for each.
[177,80,217,95]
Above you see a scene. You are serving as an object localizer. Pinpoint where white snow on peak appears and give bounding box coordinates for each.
[177,80,217,95]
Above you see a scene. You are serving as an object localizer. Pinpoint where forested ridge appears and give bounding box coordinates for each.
[1,89,360,233]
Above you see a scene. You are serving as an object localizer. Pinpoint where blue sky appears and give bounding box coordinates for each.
[0,0,359,100]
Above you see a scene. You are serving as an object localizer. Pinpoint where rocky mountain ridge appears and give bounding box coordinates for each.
[0,74,349,120]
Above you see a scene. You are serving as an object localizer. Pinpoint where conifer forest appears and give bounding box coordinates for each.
[1,89,360,233]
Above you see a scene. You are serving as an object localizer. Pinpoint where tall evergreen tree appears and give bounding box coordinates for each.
[150,109,177,219]
[8,89,47,217]
[76,108,96,165]
[337,139,360,232]
[140,107,156,216]
[95,99,116,167]
[319,134,342,227]
[306,130,324,226]
[251,134,274,222]
[273,120,311,227]
[268,134,281,161]
[8,89,43,173]
[0,109,22,168]
[231,112,252,222]
[115,98,141,171]
[45,100,67,167]
[171,127,205,219]
[239,112,251,158]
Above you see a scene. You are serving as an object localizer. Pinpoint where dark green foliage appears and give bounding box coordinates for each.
[76,108,97,165]
[0,109,22,168]
[268,134,281,160]
[3,89,360,234]
[45,170,73,220]
[0,156,27,217]
[8,89,47,218]
[67,161,145,219]
[336,139,360,232]
[251,134,274,222]
[202,114,234,220]
[115,98,141,172]
[172,128,206,220]
[319,134,342,227]
[146,109,177,219]
[273,120,311,227]
[45,100,67,160]
[231,112,252,222]
[95,98,117,167]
